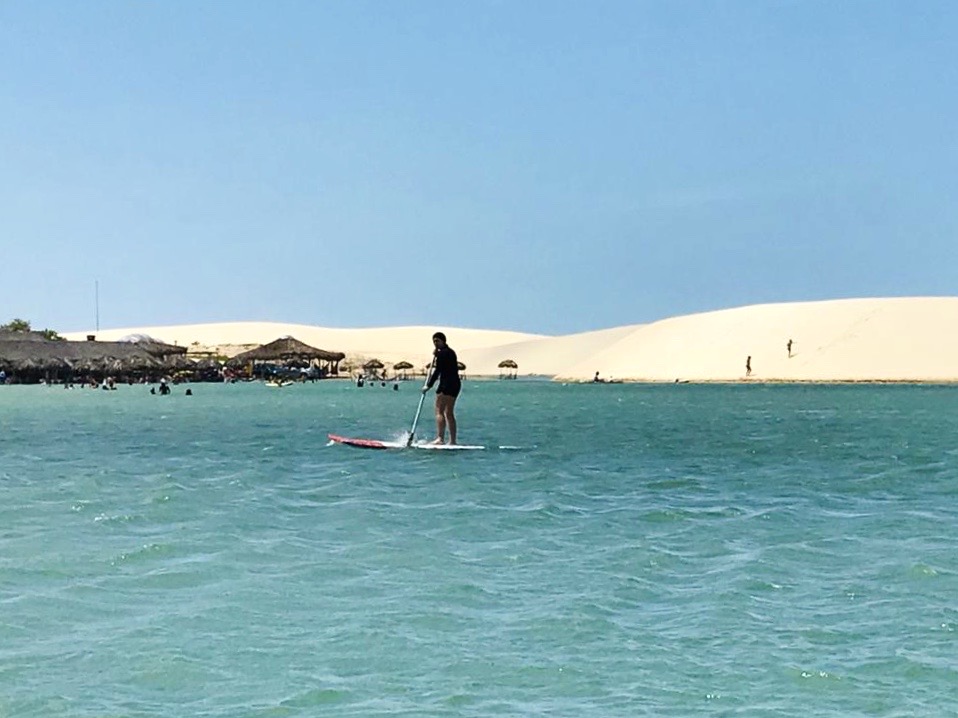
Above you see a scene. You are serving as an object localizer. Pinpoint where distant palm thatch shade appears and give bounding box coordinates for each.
[456,361,466,371]
[227,336,345,366]
[498,359,518,369]
[363,359,384,370]
[0,338,172,377]
[0,349,71,373]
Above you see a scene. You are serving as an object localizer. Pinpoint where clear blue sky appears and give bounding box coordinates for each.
[2,2,956,335]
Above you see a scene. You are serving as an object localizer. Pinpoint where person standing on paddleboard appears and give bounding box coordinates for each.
[424,331,461,445]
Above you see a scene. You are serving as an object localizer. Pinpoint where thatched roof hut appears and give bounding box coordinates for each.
[360,358,385,378]
[0,337,176,383]
[226,336,345,375]
[117,334,188,358]
[57,340,168,375]
[498,358,518,379]
[393,360,414,380]
[0,347,71,375]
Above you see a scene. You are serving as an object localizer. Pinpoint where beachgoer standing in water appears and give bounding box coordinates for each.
[423,331,461,445]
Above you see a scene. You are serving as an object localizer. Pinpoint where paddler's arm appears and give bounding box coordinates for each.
[423,353,440,393]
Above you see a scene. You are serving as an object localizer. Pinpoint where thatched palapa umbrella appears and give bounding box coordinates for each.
[227,336,345,377]
[498,359,518,379]
[393,360,414,380]
[362,358,385,378]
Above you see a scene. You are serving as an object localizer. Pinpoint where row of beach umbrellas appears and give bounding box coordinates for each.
[359,358,519,373]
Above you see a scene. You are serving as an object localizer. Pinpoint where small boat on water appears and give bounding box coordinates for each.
[265,379,295,388]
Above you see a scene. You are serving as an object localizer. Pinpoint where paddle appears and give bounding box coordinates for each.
[406,355,436,447]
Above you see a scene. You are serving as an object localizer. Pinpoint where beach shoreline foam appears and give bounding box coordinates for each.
[62,297,958,383]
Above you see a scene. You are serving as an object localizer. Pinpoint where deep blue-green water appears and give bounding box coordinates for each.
[2,381,957,716]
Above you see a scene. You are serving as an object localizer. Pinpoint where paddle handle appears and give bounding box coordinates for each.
[407,356,435,446]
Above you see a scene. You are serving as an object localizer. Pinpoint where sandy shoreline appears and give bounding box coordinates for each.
[62,297,958,383]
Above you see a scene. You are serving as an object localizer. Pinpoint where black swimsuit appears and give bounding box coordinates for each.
[428,346,461,398]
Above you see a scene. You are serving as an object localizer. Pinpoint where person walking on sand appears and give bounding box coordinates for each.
[423,331,461,445]
[746,356,752,377]
[787,339,793,358]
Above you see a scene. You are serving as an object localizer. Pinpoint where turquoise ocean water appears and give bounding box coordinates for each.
[2,380,957,716]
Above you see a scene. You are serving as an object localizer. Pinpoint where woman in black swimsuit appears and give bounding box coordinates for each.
[424,331,461,445]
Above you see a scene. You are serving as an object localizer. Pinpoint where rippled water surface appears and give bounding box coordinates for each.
[2,381,957,716]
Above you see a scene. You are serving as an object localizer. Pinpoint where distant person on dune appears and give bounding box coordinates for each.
[787,339,793,358]
[424,331,461,445]
[746,356,752,377]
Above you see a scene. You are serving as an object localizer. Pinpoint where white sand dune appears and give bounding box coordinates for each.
[462,325,640,378]
[556,297,958,382]
[64,297,958,382]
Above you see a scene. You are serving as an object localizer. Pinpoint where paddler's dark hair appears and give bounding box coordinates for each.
[432,331,446,342]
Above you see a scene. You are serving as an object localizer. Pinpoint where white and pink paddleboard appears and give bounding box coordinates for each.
[327,434,487,451]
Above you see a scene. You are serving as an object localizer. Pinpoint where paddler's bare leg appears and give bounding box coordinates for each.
[443,395,458,445]
[432,394,447,444]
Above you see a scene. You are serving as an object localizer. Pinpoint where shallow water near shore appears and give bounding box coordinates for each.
[2,380,957,716]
